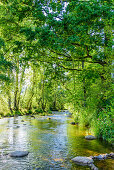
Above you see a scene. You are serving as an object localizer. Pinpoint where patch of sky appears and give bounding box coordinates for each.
[42,1,69,21]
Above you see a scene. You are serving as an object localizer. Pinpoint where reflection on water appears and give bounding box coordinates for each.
[0,112,113,170]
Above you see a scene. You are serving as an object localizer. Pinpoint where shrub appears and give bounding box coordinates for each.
[93,107,113,142]
[47,110,52,114]
[35,109,43,113]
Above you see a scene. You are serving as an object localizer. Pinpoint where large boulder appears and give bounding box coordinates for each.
[85,135,96,140]
[10,151,29,157]
[71,156,94,165]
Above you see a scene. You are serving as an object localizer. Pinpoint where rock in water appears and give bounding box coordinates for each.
[89,163,98,170]
[14,126,20,129]
[71,156,94,165]
[85,135,96,140]
[92,153,114,160]
[94,154,108,160]
[109,152,114,158]
[70,122,76,125]
[31,115,35,118]
[10,151,29,157]
[47,117,51,120]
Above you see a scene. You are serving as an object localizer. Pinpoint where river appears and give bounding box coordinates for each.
[0,111,113,170]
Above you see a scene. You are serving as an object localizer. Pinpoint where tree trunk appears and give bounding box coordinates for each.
[17,65,26,109]
[8,93,12,113]
[7,69,12,113]
[14,58,19,111]
[41,72,45,111]
[82,61,86,107]
[26,66,35,110]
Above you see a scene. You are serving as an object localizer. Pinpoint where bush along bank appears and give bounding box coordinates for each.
[92,107,113,144]
[0,109,53,118]
[72,106,113,145]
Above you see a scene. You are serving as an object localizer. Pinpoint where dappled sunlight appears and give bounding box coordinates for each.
[53,158,64,162]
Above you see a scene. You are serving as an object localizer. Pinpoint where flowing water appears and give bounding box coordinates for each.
[0,111,113,170]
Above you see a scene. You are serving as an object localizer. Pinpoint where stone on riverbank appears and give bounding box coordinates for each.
[71,156,94,165]
[85,135,96,140]
[10,151,29,157]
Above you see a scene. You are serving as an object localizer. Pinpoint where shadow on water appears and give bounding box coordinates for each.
[0,112,113,170]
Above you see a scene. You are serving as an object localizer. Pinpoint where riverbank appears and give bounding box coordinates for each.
[71,106,114,147]
[0,109,53,118]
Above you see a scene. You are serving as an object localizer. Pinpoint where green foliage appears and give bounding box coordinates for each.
[0,74,10,82]
[26,110,32,115]
[92,106,114,142]
[47,110,52,114]
[35,109,43,114]
[0,38,4,48]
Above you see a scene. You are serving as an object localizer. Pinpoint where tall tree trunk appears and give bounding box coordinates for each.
[41,70,45,111]
[7,69,12,113]
[82,61,86,107]
[26,66,35,110]
[14,58,19,111]
[8,93,12,113]
[73,60,76,110]
[17,65,26,110]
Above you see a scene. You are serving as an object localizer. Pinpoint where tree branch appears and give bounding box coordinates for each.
[49,49,71,58]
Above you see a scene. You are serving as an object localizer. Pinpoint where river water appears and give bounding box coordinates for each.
[0,112,113,170]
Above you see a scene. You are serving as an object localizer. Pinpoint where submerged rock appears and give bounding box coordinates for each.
[10,151,29,157]
[91,153,114,160]
[31,115,35,118]
[94,154,105,160]
[108,152,114,158]
[89,163,98,170]
[85,135,96,140]
[15,126,20,128]
[71,156,94,165]
[47,117,51,120]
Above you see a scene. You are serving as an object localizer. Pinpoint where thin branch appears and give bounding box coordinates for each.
[49,49,71,58]
[56,63,82,71]
[3,44,15,56]
[71,43,82,47]
[38,50,106,67]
